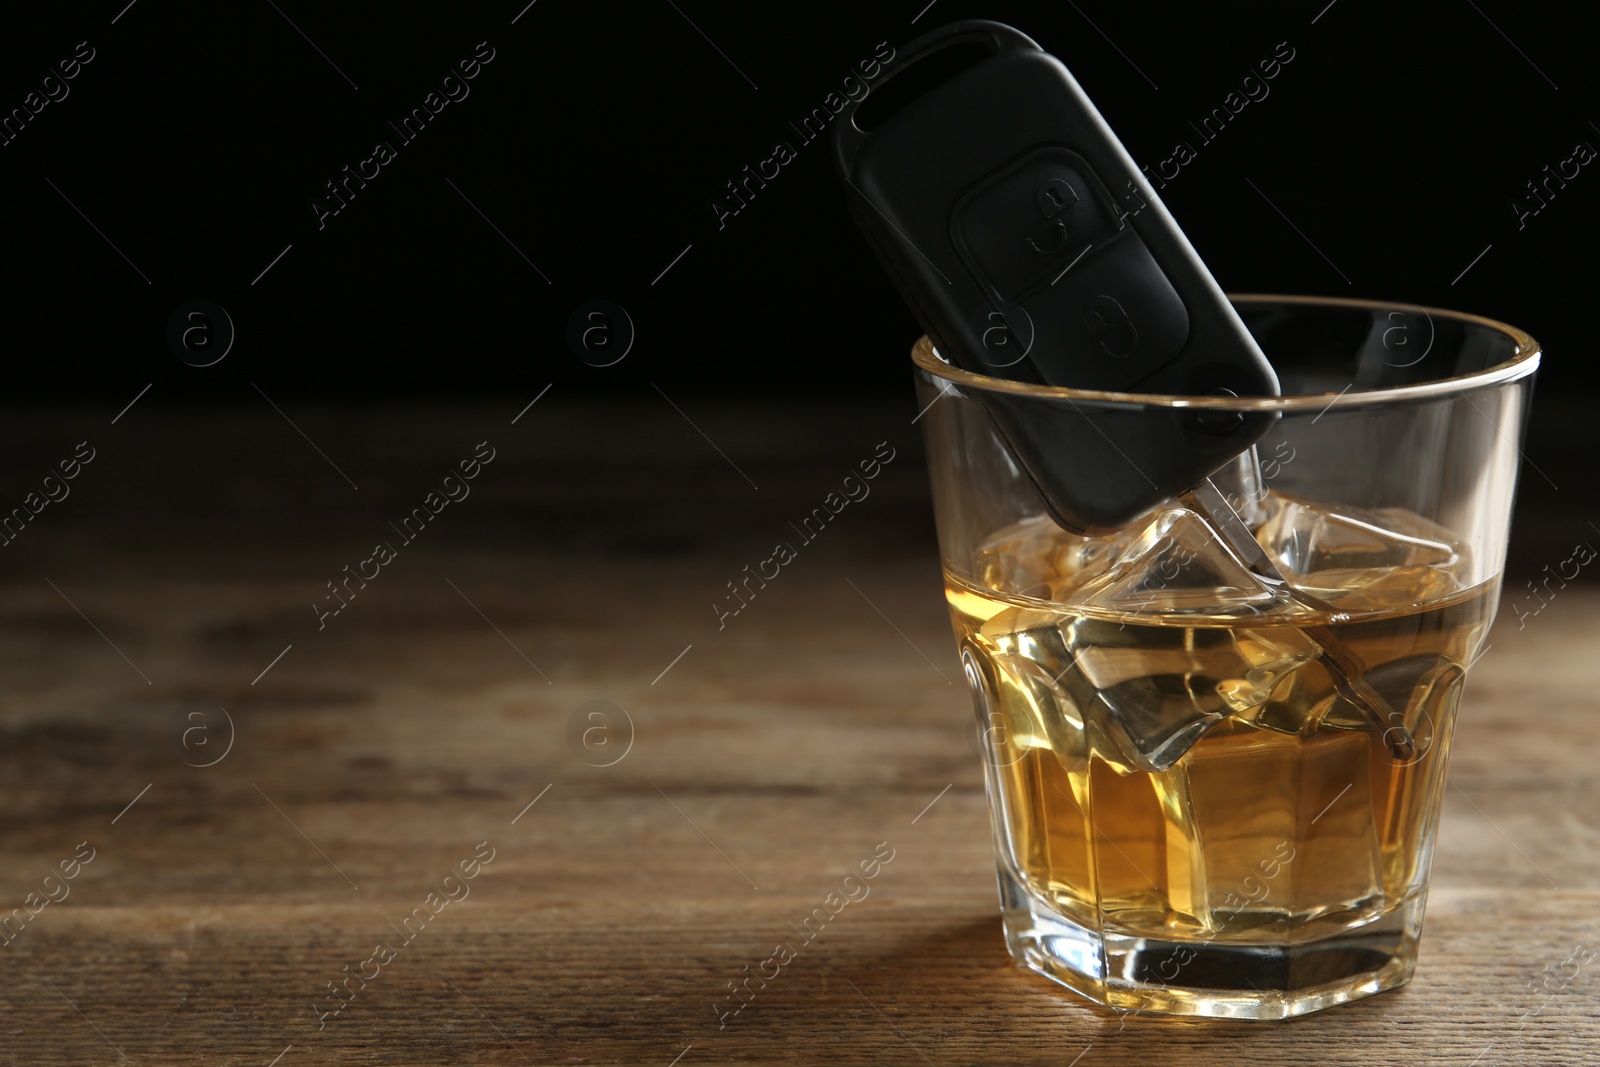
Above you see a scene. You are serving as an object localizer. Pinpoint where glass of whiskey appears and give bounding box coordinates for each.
[915,296,1540,1019]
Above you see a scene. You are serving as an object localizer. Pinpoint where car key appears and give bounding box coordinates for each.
[832,18,1280,533]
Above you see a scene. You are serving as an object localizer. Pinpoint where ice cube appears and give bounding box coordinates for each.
[1313,652,1460,763]
[1051,616,1322,773]
[1255,496,1469,607]
[1079,507,1290,616]
[961,627,1090,769]
[973,514,1136,602]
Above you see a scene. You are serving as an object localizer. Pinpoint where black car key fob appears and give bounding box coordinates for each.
[833,19,1279,533]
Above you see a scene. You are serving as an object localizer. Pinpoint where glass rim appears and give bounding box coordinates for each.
[911,293,1541,411]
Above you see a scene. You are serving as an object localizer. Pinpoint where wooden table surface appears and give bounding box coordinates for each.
[1,398,1596,1066]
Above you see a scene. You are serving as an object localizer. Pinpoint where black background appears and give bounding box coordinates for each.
[0,0,1595,401]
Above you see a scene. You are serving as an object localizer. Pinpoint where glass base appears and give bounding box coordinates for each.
[997,864,1424,1020]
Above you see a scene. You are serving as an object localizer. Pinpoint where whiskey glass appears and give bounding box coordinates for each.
[917,295,1539,1019]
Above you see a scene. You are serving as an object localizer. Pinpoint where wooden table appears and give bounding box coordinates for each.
[1,398,1595,1066]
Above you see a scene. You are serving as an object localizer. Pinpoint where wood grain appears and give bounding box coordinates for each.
[0,400,1595,1066]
